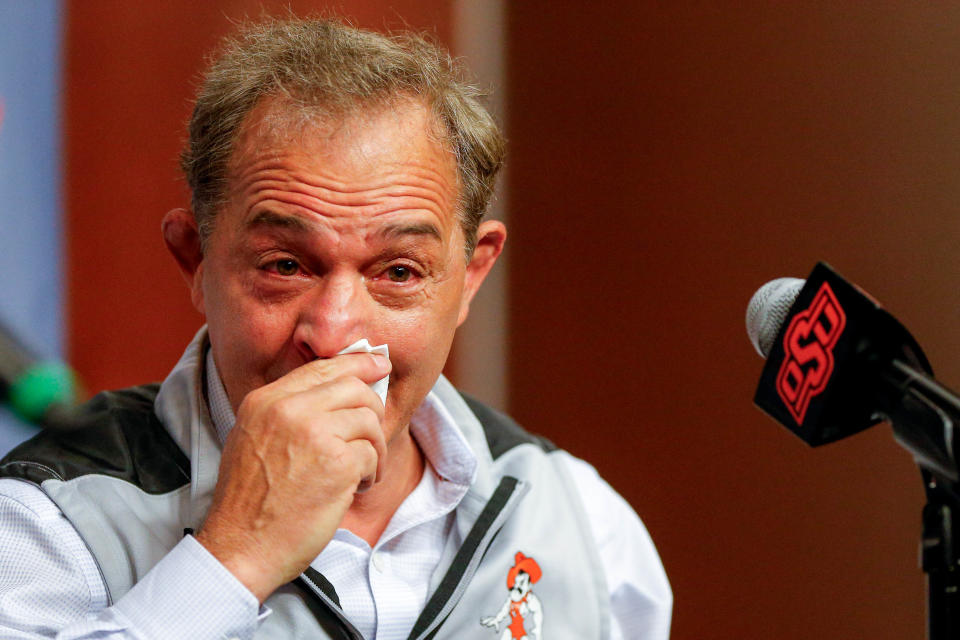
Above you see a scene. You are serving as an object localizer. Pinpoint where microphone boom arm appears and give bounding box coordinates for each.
[879,358,960,485]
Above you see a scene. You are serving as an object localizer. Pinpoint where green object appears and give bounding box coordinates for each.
[8,362,77,423]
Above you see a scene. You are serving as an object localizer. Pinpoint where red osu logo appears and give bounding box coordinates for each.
[775,282,847,425]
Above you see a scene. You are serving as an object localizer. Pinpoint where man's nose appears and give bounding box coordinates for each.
[293,272,369,359]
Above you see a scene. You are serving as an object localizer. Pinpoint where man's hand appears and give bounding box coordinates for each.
[195,352,391,602]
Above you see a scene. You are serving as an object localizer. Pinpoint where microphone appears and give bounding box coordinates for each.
[750,262,960,637]
[746,277,805,359]
[0,321,79,429]
[747,262,960,482]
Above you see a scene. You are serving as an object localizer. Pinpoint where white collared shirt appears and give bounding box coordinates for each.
[0,351,671,639]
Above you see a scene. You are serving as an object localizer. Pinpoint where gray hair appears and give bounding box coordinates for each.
[180,17,505,256]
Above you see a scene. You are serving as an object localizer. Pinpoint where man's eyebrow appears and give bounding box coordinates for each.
[245,212,442,242]
[245,210,314,232]
[377,222,442,242]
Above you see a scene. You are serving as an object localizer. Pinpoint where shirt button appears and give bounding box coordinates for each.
[371,551,386,572]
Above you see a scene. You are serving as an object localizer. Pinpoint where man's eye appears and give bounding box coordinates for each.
[272,259,300,276]
[387,265,413,282]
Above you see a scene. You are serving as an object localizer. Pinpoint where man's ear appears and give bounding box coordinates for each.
[162,208,206,314]
[458,219,506,326]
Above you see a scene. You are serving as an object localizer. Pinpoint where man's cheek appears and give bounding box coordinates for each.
[374,313,431,355]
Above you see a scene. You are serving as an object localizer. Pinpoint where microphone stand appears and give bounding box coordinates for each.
[879,358,960,639]
[921,471,960,640]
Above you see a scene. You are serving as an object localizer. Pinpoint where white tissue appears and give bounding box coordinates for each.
[337,339,389,405]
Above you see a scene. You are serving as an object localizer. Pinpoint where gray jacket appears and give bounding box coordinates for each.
[0,336,609,639]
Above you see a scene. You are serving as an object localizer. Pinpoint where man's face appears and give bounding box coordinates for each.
[191,98,480,444]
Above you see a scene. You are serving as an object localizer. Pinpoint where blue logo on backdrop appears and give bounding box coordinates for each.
[0,2,63,454]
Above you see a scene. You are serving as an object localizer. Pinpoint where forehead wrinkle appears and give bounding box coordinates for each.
[226,102,462,234]
[233,152,455,196]
[240,184,452,224]
[231,160,457,223]
[230,95,458,181]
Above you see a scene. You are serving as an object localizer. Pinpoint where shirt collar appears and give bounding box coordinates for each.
[204,350,477,487]
[205,348,235,447]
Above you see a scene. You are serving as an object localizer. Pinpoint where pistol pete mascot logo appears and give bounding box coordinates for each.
[480,552,544,640]
[776,282,847,424]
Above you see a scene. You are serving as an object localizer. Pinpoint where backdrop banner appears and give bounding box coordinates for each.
[0,1,63,454]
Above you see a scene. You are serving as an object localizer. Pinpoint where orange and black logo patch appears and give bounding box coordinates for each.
[776,282,847,425]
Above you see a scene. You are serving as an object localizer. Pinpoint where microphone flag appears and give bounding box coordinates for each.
[754,262,932,447]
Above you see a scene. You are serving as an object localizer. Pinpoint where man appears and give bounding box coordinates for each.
[0,17,671,639]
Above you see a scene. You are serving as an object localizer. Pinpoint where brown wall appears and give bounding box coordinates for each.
[506,4,960,639]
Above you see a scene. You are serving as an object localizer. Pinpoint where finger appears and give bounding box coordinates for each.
[345,438,379,493]
[320,405,388,463]
[284,385,388,479]
[322,404,388,482]
[288,376,386,420]
[269,352,391,395]
[250,377,388,482]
